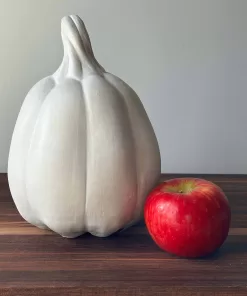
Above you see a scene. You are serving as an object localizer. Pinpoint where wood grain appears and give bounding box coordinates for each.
[0,173,247,295]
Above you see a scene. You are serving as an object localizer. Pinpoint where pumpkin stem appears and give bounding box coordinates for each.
[55,15,104,81]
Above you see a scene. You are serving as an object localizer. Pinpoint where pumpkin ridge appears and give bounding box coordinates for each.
[104,76,139,229]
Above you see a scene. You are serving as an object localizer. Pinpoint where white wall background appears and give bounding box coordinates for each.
[0,0,247,174]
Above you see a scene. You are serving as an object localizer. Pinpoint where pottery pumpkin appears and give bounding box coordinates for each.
[8,15,161,238]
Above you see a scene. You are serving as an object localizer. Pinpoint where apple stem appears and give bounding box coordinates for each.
[179,190,183,193]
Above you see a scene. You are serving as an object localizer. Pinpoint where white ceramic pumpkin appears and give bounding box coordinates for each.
[8,15,161,238]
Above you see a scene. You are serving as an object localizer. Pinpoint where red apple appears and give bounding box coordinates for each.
[144,178,231,258]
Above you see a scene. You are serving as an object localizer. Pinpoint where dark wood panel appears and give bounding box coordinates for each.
[0,173,247,295]
[1,287,247,296]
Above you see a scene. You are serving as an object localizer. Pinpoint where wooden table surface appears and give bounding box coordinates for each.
[0,173,247,296]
